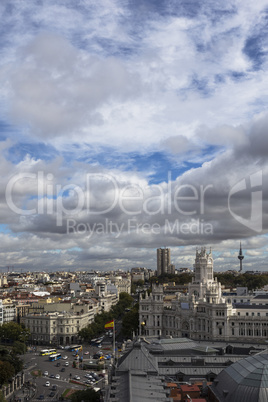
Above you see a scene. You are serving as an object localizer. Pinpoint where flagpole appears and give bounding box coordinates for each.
[113,319,115,366]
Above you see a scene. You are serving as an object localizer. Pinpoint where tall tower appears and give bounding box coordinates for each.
[157,248,170,276]
[238,242,244,272]
[193,247,213,284]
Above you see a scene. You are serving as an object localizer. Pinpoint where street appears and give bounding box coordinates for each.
[9,343,111,401]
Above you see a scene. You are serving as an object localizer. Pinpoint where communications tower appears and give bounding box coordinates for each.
[238,242,244,272]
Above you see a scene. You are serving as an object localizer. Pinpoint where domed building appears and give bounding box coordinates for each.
[209,350,268,401]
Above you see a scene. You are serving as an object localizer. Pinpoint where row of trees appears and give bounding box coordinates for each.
[0,322,29,388]
[148,272,268,292]
[214,272,268,291]
[79,292,138,342]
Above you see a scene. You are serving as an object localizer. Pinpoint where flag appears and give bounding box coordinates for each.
[105,320,114,329]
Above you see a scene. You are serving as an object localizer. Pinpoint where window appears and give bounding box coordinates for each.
[252,313,254,316]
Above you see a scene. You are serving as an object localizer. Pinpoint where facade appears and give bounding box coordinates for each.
[3,302,16,323]
[22,308,95,346]
[157,247,171,276]
[0,300,3,325]
[139,247,268,343]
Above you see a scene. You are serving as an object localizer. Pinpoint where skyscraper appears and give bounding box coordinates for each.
[157,248,171,276]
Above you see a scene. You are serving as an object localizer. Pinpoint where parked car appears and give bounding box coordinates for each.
[52,385,57,391]
[48,392,55,397]
[60,367,65,372]
[43,371,48,376]
[74,375,81,380]
[62,355,68,360]
[45,381,50,387]
[84,351,89,355]
[55,374,60,379]
[65,361,69,366]
[38,395,45,400]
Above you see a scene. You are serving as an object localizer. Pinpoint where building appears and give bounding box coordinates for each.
[139,247,268,343]
[209,349,268,401]
[21,301,96,345]
[22,308,95,346]
[106,337,266,402]
[2,301,16,323]
[157,248,172,276]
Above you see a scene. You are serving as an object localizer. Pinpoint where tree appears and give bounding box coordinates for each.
[121,304,139,338]
[13,341,27,355]
[0,361,15,386]
[79,293,135,342]
[70,388,100,402]
[0,322,30,344]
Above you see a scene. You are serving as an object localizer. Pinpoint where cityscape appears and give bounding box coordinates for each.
[0,246,266,400]
[1,1,268,401]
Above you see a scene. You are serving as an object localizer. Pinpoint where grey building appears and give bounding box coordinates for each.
[157,248,171,276]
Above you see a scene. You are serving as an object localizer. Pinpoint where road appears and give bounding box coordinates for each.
[10,344,110,401]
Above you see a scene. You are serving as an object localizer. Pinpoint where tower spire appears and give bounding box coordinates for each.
[238,242,244,272]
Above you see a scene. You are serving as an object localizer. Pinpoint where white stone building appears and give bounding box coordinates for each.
[139,247,268,342]
[22,307,95,346]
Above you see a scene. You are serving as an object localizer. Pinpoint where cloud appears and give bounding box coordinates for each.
[6,33,142,141]
[1,1,268,271]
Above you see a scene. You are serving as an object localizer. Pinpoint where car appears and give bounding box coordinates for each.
[56,362,60,367]
[43,371,48,376]
[38,395,45,400]
[48,392,55,397]
[84,351,89,355]
[52,385,57,391]
[59,345,65,349]
[74,375,80,380]
[45,381,50,387]
[55,374,60,379]
[50,374,55,378]
[60,367,65,372]
[65,362,69,366]
[62,355,68,360]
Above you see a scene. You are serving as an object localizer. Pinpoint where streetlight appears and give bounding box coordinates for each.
[141,321,146,336]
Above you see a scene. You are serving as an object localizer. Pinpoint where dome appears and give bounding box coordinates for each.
[209,350,268,402]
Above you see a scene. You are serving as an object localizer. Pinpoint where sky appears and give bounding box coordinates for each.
[1,0,268,273]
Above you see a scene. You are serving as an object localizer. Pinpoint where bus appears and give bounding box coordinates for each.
[69,345,82,352]
[49,353,61,361]
[40,349,57,356]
